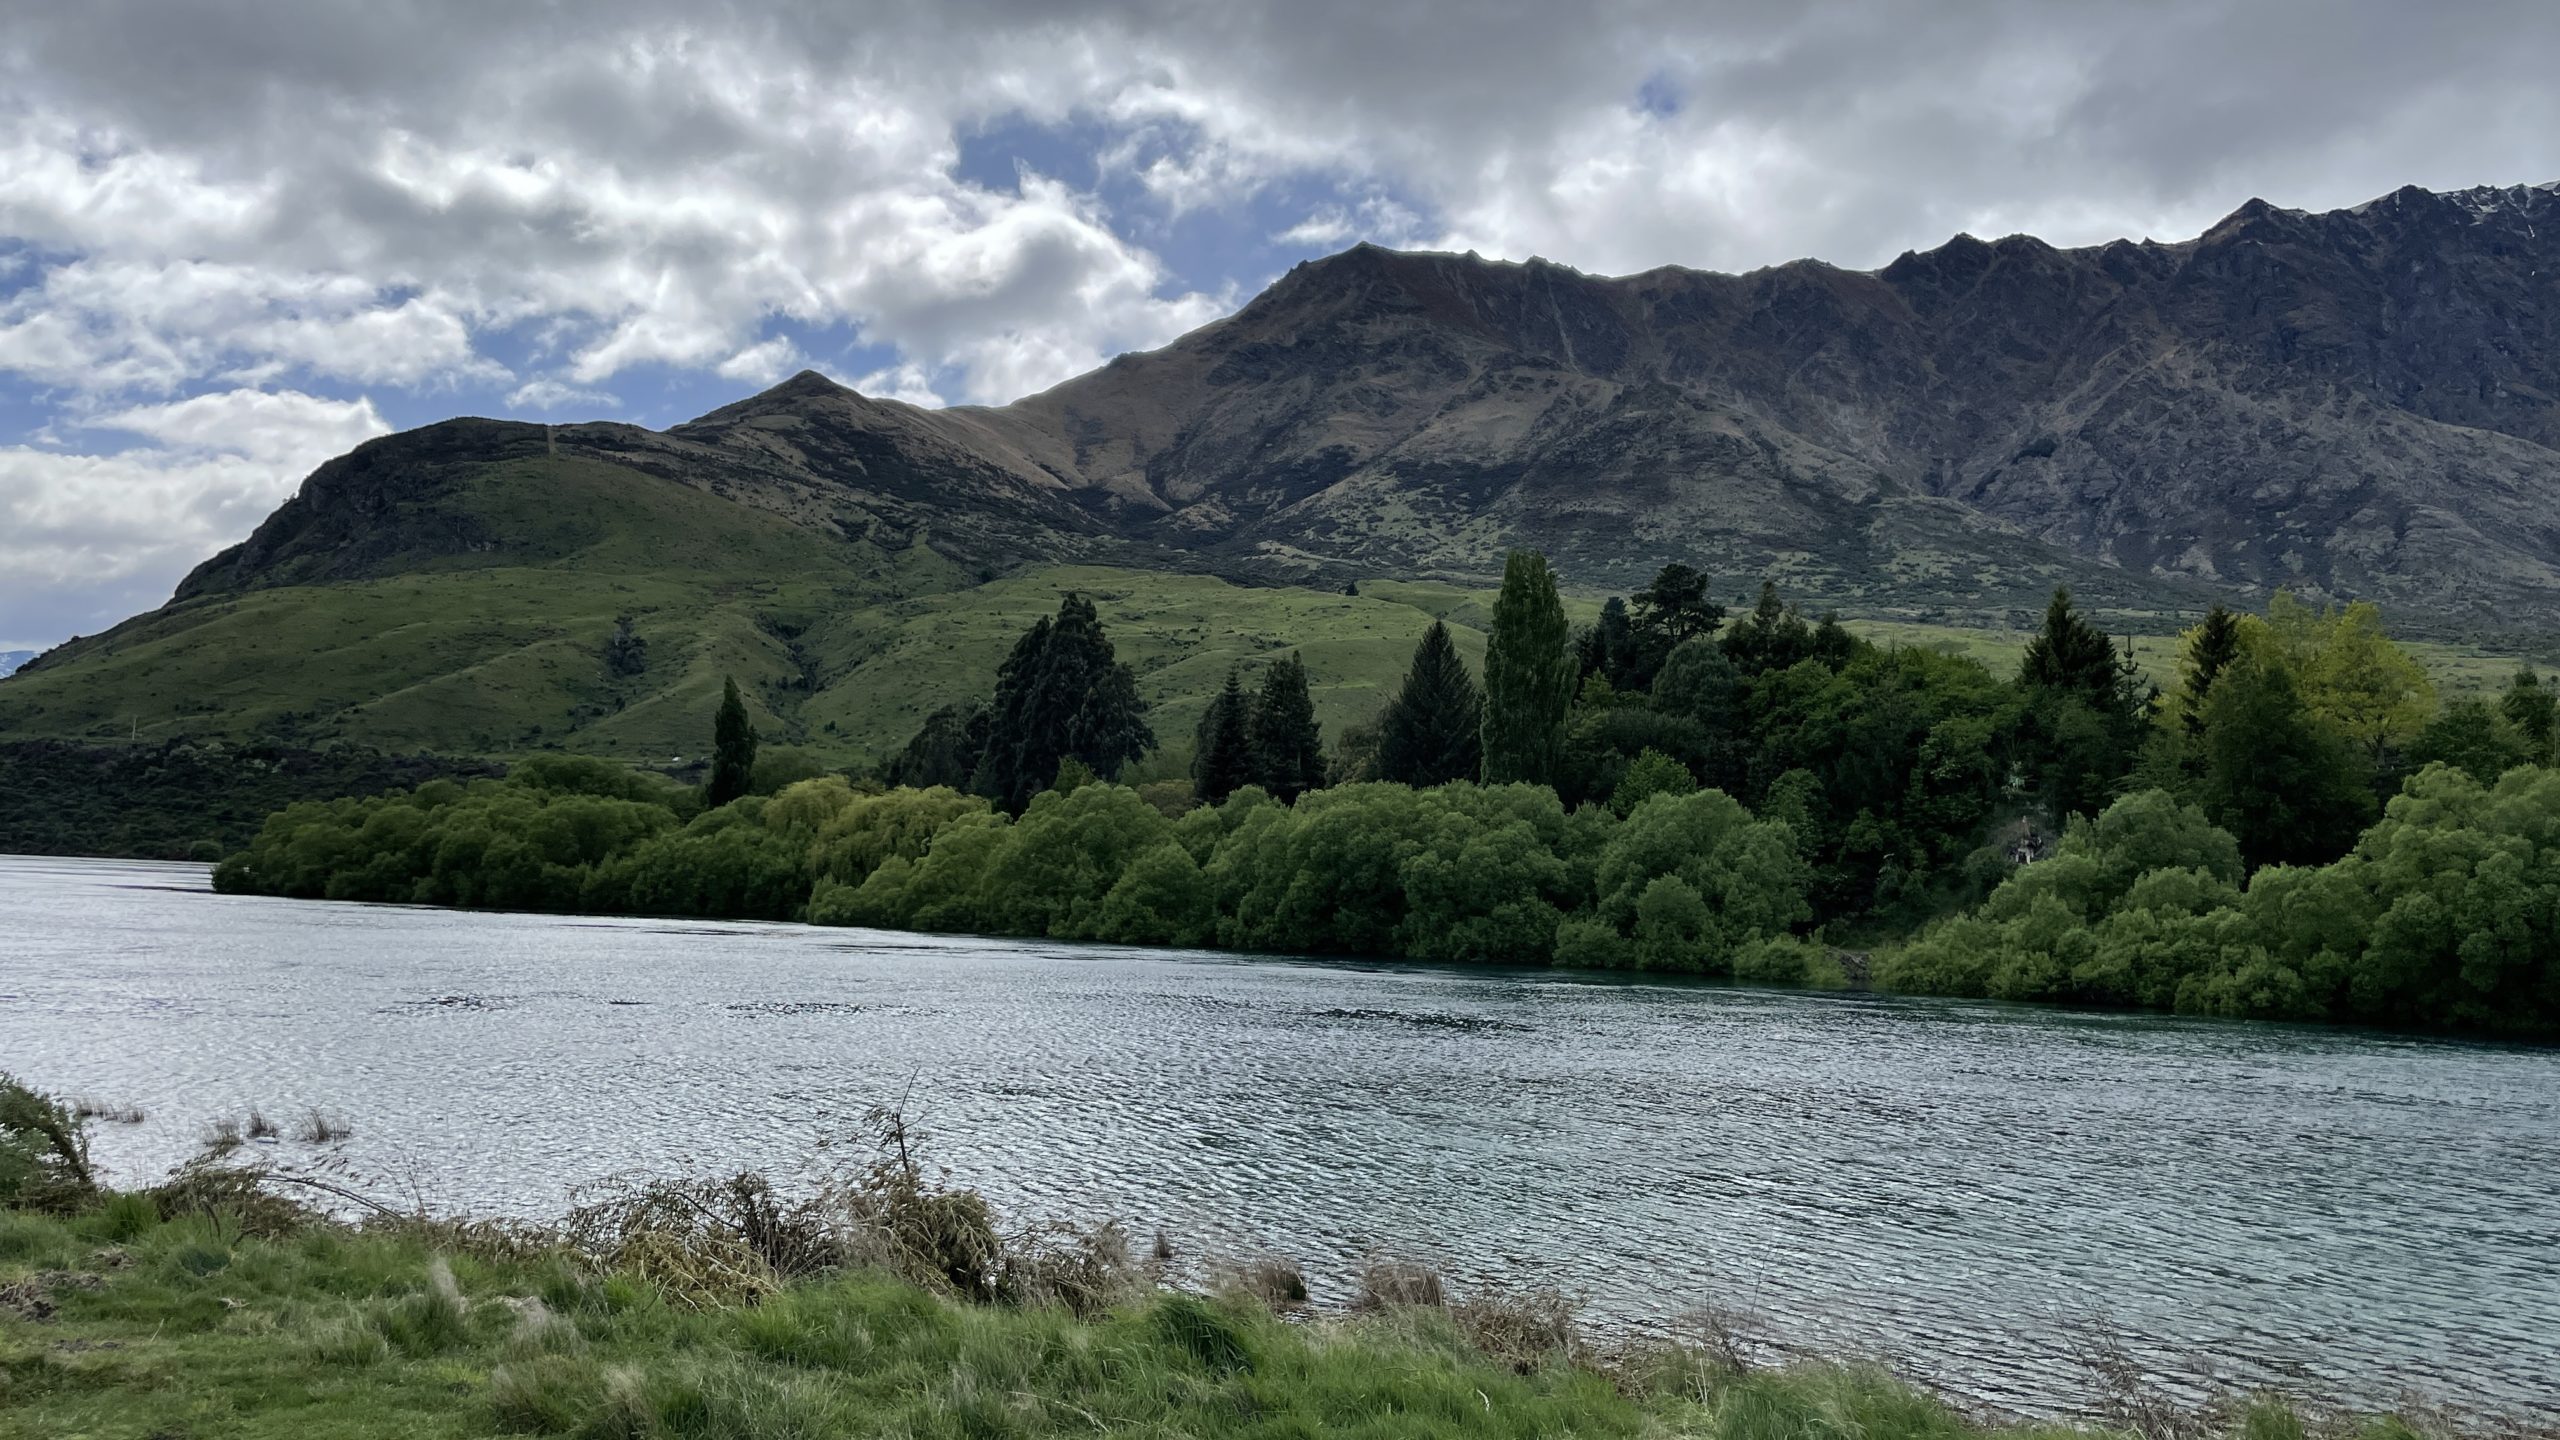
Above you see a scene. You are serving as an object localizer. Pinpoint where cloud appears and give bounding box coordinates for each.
[2,0,2557,649]
[0,388,388,648]
[506,378,621,413]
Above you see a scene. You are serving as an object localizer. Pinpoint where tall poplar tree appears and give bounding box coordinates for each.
[706,676,758,807]
[1249,652,1324,802]
[1378,621,1483,786]
[1480,549,1575,785]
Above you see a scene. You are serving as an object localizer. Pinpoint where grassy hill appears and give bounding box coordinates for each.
[7,437,2550,773]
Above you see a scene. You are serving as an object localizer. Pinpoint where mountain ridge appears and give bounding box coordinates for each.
[171,177,2560,631]
[8,179,2559,760]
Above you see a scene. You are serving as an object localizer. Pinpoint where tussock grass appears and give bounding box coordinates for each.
[296,1109,355,1143]
[69,1097,145,1124]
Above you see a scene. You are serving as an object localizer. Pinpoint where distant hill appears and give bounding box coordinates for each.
[6,180,2557,761]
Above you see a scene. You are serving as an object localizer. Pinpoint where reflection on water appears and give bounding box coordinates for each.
[4,854,2555,1416]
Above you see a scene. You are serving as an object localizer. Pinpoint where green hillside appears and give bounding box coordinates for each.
[5,448,2549,771]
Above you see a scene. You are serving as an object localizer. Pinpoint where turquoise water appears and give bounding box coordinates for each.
[3,853,2553,1415]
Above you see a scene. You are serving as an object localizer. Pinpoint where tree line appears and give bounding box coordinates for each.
[212,549,2560,1037]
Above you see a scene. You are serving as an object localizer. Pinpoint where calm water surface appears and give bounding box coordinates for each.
[3,854,2554,1415]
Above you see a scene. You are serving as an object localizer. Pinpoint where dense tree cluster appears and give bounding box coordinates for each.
[214,547,2560,1036]
[1880,776,2560,1034]
[1193,655,1324,805]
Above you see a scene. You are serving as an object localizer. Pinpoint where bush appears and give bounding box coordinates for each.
[0,1073,95,1213]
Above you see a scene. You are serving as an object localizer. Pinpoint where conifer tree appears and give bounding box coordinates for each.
[974,594,1153,811]
[1378,621,1483,786]
[1632,563,1722,644]
[2501,666,2557,762]
[1481,549,1575,785]
[1248,652,1324,802]
[1193,668,1256,805]
[1720,581,1814,675]
[706,676,758,807]
[2019,588,2119,699]
[2179,605,2246,737]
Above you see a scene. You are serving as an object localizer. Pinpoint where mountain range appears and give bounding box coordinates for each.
[5,180,2556,761]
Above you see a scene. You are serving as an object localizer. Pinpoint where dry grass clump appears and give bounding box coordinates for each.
[561,1104,1140,1317]
[245,1110,278,1141]
[1452,1282,1586,1373]
[1356,1253,1446,1310]
[202,1117,243,1150]
[71,1097,145,1124]
[1216,1255,1311,1311]
[297,1110,355,1143]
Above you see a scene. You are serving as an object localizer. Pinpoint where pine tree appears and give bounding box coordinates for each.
[2019,588,2119,699]
[1720,581,1813,675]
[706,676,758,807]
[2179,605,2246,737]
[1378,621,1483,786]
[1248,652,1324,802]
[1480,549,1576,785]
[1193,668,1256,805]
[975,595,1154,811]
[2501,666,2557,762]
[1632,563,1722,644]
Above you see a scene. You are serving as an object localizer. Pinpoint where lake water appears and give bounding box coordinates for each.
[3,853,2554,1416]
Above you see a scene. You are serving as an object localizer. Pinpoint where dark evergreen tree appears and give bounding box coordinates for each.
[2019,588,2118,698]
[1581,598,1638,686]
[2015,588,2152,820]
[1810,613,1861,671]
[974,594,1154,811]
[1632,563,1723,644]
[2500,666,2557,761]
[603,614,648,678]
[888,703,989,789]
[2180,605,2246,737]
[1378,621,1483,786]
[1249,652,1324,802]
[1720,581,1814,675]
[2200,659,2375,870]
[1481,549,1576,785]
[706,676,757,807]
[1193,668,1256,805]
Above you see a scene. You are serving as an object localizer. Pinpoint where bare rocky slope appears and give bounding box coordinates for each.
[142,179,2560,632]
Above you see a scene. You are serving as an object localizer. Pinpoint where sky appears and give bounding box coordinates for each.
[3,0,2557,652]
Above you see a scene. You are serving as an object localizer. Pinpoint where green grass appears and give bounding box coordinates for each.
[0,1205,2129,1440]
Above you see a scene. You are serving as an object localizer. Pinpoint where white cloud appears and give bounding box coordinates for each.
[506,378,620,413]
[853,363,948,408]
[1,388,389,647]
[84,388,391,464]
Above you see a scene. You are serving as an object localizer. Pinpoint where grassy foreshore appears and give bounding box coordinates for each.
[0,1078,2513,1440]
[0,1201,2298,1440]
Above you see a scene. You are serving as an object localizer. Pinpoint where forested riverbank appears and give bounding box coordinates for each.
[206,551,2560,1038]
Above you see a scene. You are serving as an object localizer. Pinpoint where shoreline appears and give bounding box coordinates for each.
[7,1081,2552,1440]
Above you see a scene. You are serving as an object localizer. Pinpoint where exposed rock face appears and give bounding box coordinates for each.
[187,181,2560,627]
